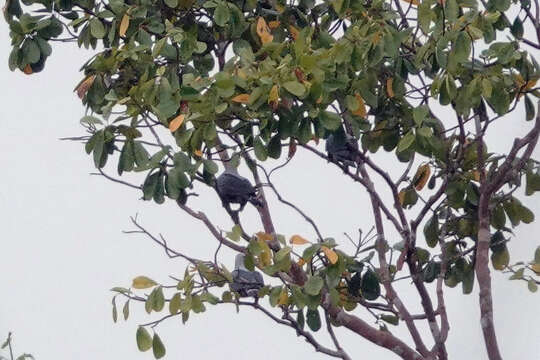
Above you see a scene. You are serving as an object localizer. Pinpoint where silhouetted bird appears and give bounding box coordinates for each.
[231,254,264,298]
[326,133,359,167]
[216,169,262,212]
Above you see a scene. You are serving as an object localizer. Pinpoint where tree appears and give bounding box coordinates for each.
[1,333,34,360]
[3,0,540,359]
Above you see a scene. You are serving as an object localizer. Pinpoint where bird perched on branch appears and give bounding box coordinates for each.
[231,254,264,298]
[215,168,262,213]
[326,132,359,167]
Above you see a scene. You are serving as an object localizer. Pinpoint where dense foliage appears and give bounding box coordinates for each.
[4,0,540,359]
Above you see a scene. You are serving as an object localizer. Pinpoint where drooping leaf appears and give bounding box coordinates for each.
[136,327,152,352]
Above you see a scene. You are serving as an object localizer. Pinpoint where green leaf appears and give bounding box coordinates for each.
[397,131,415,153]
[302,244,321,260]
[422,261,440,283]
[413,105,429,127]
[306,308,321,332]
[89,18,106,39]
[268,135,282,159]
[214,2,230,27]
[304,275,324,296]
[275,246,292,263]
[380,314,399,326]
[528,279,538,292]
[136,327,152,352]
[319,111,341,131]
[423,214,439,248]
[491,205,506,229]
[453,31,471,62]
[123,300,130,320]
[491,246,510,270]
[22,38,40,64]
[253,136,268,161]
[143,172,160,200]
[361,268,380,300]
[283,81,306,97]
[152,333,166,359]
[151,286,165,312]
[112,297,118,322]
[511,17,524,38]
[534,246,540,264]
[297,309,305,329]
[525,96,535,121]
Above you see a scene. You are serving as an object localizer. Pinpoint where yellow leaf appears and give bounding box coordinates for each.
[398,189,406,206]
[231,94,250,103]
[132,276,157,289]
[371,31,382,45]
[290,234,310,245]
[256,232,274,242]
[352,94,367,117]
[386,78,395,98]
[322,246,338,264]
[531,264,540,275]
[119,14,130,37]
[268,20,280,29]
[289,25,299,40]
[268,85,279,104]
[256,17,273,44]
[194,149,203,157]
[260,240,273,267]
[75,74,96,99]
[401,0,419,5]
[277,288,288,305]
[169,114,185,132]
[412,164,431,191]
[297,258,306,267]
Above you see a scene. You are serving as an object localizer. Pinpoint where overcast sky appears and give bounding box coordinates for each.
[1,21,540,360]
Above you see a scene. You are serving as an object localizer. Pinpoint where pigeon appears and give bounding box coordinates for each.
[215,169,262,212]
[325,133,359,167]
[231,254,264,298]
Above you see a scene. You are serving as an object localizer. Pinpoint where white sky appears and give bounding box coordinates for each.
[1,20,540,360]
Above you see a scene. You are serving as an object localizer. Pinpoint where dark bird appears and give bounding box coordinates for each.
[231,254,264,298]
[326,133,359,167]
[215,169,262,213]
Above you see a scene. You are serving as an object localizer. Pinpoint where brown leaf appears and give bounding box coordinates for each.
[288,139,297,159]
[297,258,306,267]
[268,20,280,29]
[294,68,305,83]
[23,64,33,75]
[193,149,203,157]
[119,14,130,37]
[402,0,419,5]
[169,114,185,132]
[256,232,274,242]
[386,78,395,98]
[75,74,96,99]
[231,94,250,103]
[290,235,310,245]
[322,246,338,264]
[398,189,406,206]
[289,25,299,40]
[256,17,273,44]
[352,94,367,117]
[412,164,431,191]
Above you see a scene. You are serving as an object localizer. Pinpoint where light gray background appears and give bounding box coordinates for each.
[1,21,540,360]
